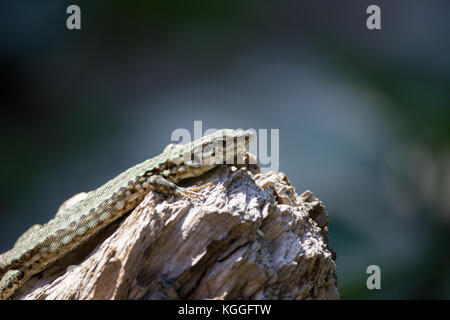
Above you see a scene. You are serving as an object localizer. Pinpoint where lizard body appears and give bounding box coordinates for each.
[0,129,253,299]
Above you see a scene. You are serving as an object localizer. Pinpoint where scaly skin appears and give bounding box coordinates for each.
[0,129,254,299]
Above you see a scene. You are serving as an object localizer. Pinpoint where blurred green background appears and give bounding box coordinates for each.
[1,0,449,299]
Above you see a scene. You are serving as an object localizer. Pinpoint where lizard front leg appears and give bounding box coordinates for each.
[147,175,212,198]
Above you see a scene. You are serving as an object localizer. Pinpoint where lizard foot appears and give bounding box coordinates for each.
[147,175,213,199]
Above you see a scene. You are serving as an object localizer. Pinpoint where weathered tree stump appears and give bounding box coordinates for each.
[16,158,339,300]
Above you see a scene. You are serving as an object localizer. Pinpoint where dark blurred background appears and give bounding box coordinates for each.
[1,0,449,299]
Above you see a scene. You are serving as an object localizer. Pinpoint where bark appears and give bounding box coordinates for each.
[16,160,339,300]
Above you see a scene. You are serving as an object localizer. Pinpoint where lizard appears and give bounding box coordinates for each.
[0,129,254,300]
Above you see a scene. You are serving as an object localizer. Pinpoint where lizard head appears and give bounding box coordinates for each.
[195,129,254,166]
[165,129,255,181]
